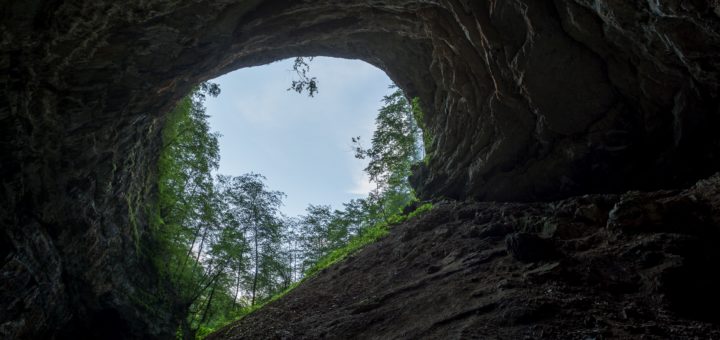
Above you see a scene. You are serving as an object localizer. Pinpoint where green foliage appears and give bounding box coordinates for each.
[152,84,229,339]
[217,173,289,306]
[352,86,424,194]
[411,97,433,165]
[348,86,427,230]
[259,84,430,312]
[407,202,434,219]
[295,204,351,270]
[223,202,433,330]
[151,80,430,339]
[154,85,221,285]
[303,217,390,278]
[307,202,433,277]
[153,84,295,339]
[288,57,318,97]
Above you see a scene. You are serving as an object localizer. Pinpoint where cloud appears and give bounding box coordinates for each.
[348,172,374,195]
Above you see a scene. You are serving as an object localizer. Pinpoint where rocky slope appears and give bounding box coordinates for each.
[210,175,720,339]
[1,0,720,337]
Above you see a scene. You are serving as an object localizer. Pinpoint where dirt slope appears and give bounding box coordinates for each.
[209,175,720,339]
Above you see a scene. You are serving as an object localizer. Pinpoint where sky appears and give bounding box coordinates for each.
[205,57,393,217]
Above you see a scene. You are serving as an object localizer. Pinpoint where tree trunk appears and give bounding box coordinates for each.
[174,185,202,281]
[181,317,195,340]
[199,283,217,325]
[233,258,242,310]
[251,221,259,306]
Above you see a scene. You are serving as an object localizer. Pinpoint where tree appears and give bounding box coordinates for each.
[352,86,425,219]
[287,57,318,97]
[154,82,231,339]
[296,205,348,270]
[220,173,286,305]
[153,79,427,338]
[285,86,427,275]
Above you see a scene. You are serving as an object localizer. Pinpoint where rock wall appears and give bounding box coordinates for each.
[411,0,720,200]
[1,0,719,337]
[209,174,720,339]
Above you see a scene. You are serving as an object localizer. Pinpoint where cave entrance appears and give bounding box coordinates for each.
[162,56,426,336]
[205,56,393,217]
[6,1,720,338]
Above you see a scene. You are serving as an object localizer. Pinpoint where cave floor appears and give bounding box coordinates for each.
[208,175,720,339]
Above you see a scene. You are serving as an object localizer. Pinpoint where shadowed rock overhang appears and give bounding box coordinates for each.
[1,0,719,338]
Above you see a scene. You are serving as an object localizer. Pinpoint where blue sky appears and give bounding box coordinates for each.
[205,57,393,217]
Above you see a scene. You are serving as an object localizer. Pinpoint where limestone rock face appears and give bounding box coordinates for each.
[1,0,719,337]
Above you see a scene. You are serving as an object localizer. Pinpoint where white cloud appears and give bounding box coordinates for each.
[348,172,374,195]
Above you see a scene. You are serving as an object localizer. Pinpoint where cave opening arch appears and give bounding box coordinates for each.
[3,0,720,338]
[203,56,405,217]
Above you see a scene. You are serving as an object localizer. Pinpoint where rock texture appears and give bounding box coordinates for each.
[411,0,720,200]
[1,0,719,337]
[210,174,720,339]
